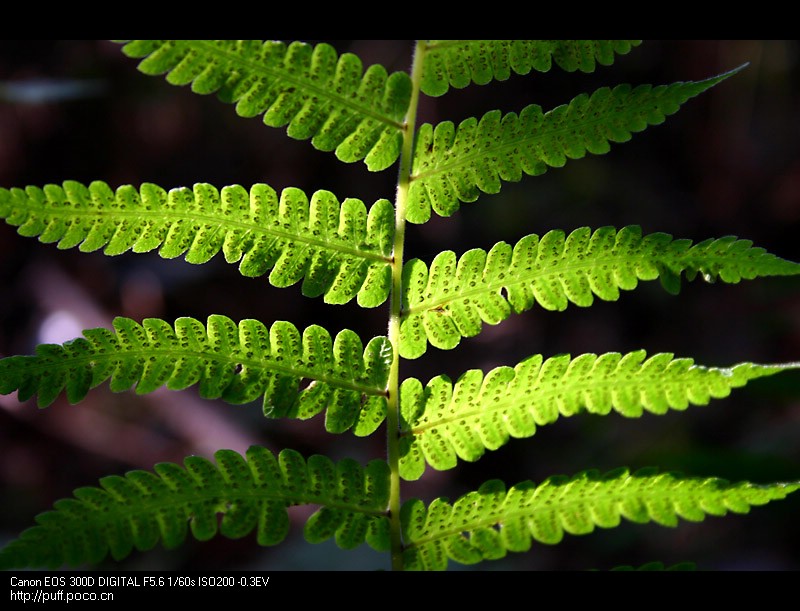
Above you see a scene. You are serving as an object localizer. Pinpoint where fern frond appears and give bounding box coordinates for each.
[406,66,745,223]
[0,447,391,569]
[399,225,800,359]
[0,181,394,307]
[401,469,800,570]
[398,352,799,480]
[117,40,411,171]
[420,40,641,97]
[0,316,392,435]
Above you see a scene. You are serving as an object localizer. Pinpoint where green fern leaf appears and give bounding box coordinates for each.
[399,226,800,359]
[0,447,391,569]
[401,469,800,570]
[407,66,745,223]
[0,181,394,307]
[398,352,799,480]
[0,316,392,435]
[420,40,641,97]
[117,40,411,171]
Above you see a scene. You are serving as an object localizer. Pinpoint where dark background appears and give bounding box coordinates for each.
[0,40,798,571]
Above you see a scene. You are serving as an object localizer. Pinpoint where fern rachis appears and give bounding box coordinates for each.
[0,39,798,571]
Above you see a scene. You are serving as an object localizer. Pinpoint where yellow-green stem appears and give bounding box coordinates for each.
[386,40,427,571]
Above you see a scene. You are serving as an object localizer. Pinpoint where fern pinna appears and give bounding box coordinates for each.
[0,40,798,571]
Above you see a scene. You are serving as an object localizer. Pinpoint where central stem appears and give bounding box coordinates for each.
[385,40,427,571]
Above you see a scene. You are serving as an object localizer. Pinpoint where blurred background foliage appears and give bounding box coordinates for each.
[0,40,798,570]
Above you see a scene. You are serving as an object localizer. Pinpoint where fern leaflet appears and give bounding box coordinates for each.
[398,352,800,480]
[0,447,391,569]
[117,40,412,171]
[0,180,394,306]
[420,40,641,97]
[0,316,392,435]
[401,469,800,570]
[407,66,745,222]
[399,225,800,359]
